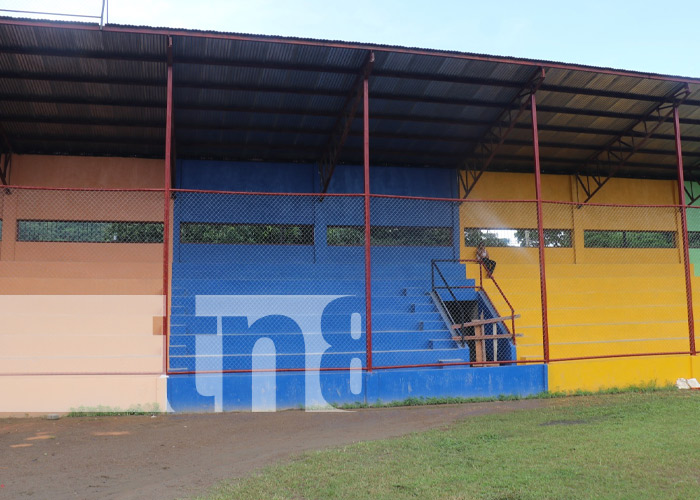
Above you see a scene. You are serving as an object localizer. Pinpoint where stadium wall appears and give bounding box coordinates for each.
[3,155,699,412]
[460,171,696,391]
[0,154,166,414]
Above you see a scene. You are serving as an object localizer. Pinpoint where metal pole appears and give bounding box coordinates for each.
[531,93,550,363]
[162,36,173,374]
[674,105,696,355]
[363,75,373,371]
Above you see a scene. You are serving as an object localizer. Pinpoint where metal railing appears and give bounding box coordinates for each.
[431,259,517,344]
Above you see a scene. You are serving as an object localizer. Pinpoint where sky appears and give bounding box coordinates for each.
[1,0,699,78]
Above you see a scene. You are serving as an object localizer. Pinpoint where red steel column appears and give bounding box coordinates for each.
[674,105,696,355]
[162,36,174,373]
[531,93,550,362]
[363,75,373,371]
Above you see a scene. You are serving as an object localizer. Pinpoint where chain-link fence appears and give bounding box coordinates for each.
[368,196,535,368]
[164,190,699,373]
[543,201,691,361]
[684,203,700,355]
[168,189,369,374]
[0,186,166,376]
[1,184,697,376]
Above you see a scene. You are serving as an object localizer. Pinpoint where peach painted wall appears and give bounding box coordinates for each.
[10,155,163,188]
[0,155,166,413]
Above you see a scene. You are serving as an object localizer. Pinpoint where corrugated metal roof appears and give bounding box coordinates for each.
[0,16,698,180]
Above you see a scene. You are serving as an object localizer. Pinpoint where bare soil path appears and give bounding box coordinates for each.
[0,399,547,500]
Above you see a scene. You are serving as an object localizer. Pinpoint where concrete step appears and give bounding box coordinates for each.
[428,338,463,350]
[419,320,448,331]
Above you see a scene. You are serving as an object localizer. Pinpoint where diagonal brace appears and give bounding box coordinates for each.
[0,123,13,185]
[459,67,546,199]
[575,84,691,203]
[318,51,374,195]
[685,166,700,206]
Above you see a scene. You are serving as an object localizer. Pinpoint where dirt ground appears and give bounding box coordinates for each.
[0,399,547,500]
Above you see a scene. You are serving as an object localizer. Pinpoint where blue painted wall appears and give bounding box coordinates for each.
[174,160,460,264]
[176,160,458,197]
[167,364,548,412]
[166,160,529,412]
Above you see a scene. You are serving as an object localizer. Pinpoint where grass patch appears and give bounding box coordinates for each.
[67,403,161,417]
[332,382,672,409]
[196,390,700,499]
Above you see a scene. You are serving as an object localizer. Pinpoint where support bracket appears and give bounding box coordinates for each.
[575,84,691,204]
[685,167,700,205]
[0,124,14,186]
[459,67,546,199]
[318,51,374,195]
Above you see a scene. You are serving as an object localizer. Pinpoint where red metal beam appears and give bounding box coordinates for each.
[163,36,174,375]
[7,113,700,155]
[363,74,372,372]
[3,132,683,173]
[7,90,700,131]
[3,78,700,126]
[1,17,700,85]
[575,84,691,203]
[319,51,374,194]
[460,67,545,198]
[532,92,550,363]
[674,105,696,355]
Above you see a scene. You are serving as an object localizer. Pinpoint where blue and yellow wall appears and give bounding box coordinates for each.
[2,154,699,413]
[460,171,699,392]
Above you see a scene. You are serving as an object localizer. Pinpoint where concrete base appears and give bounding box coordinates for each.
[0,374,166,415]
[166,364,548,412]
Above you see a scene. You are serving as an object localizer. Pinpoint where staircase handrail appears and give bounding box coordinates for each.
[431,259,517,343]
[430,260,471,342]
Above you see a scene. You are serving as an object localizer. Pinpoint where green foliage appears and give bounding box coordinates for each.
[465,228,572,248]
[67,403,161,417]
[584,230,675,248]
[688,230,700,248]
[327,226,365,246]
[17,220,163,243]
[180,222,314,245]
[464,228,510,247]
[105,221,163,243]
[327,226,452,247]
[514,229,572,248]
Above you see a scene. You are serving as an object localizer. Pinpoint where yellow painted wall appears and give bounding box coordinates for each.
[459,171,697,391]
[0,155,166,413]
[548,355,693,392]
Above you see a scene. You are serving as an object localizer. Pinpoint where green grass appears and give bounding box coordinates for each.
[196,391,700,500]
[67,403,161,417]
[332,382,671,409]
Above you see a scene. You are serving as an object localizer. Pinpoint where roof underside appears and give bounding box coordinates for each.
[1,18,700,180]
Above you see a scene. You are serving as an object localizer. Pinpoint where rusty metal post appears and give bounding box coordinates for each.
[674,105,696,355]
[363,75,372,371]
[531,93,550,363]
[162,36,173,373]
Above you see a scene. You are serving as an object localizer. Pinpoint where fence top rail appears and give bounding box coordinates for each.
[541,199,684,209]
[1,184,686,209]
[172,188,366,197]
[2,184,166,192]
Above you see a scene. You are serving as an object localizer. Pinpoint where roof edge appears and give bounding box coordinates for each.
[0,16,699,85]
